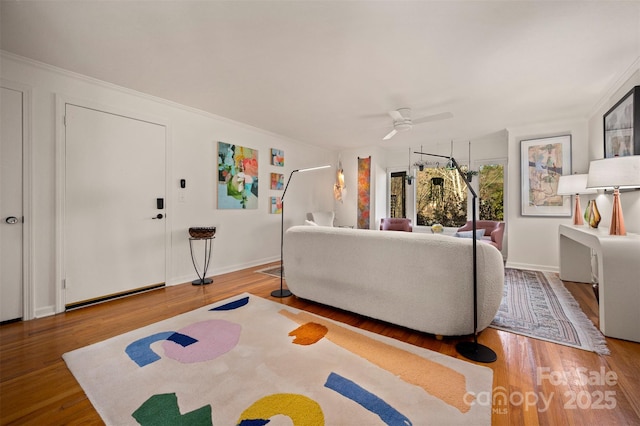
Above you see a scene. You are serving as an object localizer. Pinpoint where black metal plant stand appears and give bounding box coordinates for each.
[189,236,214,285]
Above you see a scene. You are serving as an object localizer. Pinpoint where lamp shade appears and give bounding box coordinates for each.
[557,174,598,195]
[587,156,640,189]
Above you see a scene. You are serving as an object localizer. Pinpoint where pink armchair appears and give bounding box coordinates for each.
[380,218,413,232]
[457,220,505,251]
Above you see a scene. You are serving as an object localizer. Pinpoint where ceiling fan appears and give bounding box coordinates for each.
[382,108,453,140]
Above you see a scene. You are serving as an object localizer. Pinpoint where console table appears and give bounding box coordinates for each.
[558,224,640,342]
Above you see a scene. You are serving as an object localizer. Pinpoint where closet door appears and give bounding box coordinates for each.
[1,86,24,321]
[64,104,166,306]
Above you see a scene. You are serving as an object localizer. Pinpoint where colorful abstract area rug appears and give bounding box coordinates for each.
[491,268,609,355]
[63,293,493,425]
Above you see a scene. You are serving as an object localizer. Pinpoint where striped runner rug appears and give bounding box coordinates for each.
[491,268,609,355]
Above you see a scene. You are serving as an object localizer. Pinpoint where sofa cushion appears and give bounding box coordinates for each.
[454,229,486,239]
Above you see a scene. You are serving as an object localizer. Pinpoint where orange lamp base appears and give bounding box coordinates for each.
[609,188,626,236]
[573,194,584,226]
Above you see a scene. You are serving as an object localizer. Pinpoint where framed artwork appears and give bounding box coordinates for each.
[217,142,259,209]
[270,196,282,214]
[603,85,639,158]
[521,135,572,216]
[270,173,284,190]
[357,156,371,228]
[271,148,284,167]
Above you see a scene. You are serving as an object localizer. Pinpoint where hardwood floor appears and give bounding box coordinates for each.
[1,263,639,425]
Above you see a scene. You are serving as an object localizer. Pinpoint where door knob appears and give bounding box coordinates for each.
[153,214,164,219]
[5,216,19,224]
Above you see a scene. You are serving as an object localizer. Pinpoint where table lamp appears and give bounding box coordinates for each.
[586,156,640,236]
[556,174,597,225]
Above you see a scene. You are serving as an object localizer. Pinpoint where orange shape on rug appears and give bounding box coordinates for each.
[279,309,473,413]
[288,322,328,345]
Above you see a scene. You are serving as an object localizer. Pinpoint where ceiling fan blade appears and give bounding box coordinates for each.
[382,129,397,140]
[413,112,453,124]
[388,110,404,121]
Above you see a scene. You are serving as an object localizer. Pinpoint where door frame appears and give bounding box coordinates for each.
[1,79,33,320]
[54,95,171,313]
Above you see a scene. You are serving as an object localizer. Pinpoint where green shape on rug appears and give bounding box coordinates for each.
[132,393,212,426]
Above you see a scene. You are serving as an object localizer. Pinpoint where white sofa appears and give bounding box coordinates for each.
[283,225,504,337]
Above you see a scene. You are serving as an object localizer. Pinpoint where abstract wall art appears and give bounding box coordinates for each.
[217,142,259,209]
[520,135,571,216]
[270,173,284,190]
[270,197,282,214]
[271,148,284,167]
[604,85,639,158]
[357,156,371,229]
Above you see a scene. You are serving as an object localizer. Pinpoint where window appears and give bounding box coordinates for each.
[479,164,504,221]
[413,162,505,227]
[415,167,467,227]
[389,171,407,218]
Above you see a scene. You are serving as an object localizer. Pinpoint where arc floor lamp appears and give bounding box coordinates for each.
[414,151,497,363]
[272,165,331,298]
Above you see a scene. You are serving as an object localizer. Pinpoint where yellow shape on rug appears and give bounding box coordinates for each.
[237,393,324,425]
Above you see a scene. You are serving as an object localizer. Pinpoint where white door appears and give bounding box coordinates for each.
[64,104,166,306]
[0,86,24,322]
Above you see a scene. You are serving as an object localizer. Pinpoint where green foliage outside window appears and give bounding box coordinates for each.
[415,163,504,227]
[479,164,504,221]
[416,167,467,227]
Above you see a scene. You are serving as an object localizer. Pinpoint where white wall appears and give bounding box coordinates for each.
[1,52,336,318]
[587,68,640,234]
[506,119,589,271]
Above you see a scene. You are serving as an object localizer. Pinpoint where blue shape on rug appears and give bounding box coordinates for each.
[126,332,198,367]
[210,296,250,311]
[237,420,270,426]
[132,392,212,425]
[167,332,198,347]
[325,372,412,426]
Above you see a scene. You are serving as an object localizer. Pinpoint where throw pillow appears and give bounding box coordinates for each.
[305,220,319,226]
[454,229,486,239]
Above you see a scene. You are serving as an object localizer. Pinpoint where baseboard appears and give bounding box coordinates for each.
[505,261,559,273]
[35,305,56,318]
[166,256,280,286]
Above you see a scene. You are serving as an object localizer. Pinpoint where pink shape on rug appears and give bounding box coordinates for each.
[162,319,241,363]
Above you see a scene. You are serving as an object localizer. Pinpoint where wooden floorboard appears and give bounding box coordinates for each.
[1,263,639,425]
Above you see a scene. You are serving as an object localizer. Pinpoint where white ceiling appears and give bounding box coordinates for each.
[1,1,639,151]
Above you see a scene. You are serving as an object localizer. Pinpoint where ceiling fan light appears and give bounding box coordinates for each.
[395,122,412,132]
